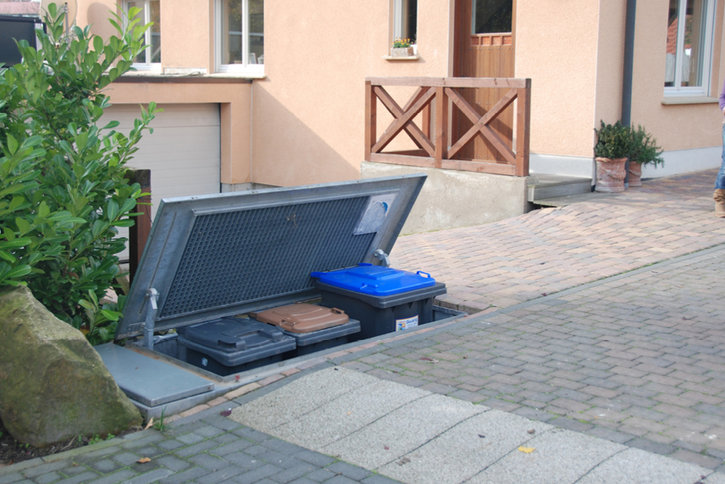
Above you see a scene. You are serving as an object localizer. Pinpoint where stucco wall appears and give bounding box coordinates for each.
[251,0,453,187]
[80,0,213,72]
[593,2,627,130]
[159,1,213,72]
[515,1,603,159]
[517,0,723,176]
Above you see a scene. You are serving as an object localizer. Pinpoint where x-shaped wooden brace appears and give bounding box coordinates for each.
[371,85,436,156]
[447,87,517,163]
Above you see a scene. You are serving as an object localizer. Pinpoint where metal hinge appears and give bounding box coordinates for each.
[373,249,390,267]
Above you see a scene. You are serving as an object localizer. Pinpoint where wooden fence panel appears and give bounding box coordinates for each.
[365,77,530,177]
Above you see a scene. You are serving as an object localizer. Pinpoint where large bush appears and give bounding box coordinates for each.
[0,4,157,344]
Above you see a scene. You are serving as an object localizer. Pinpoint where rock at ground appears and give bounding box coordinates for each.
[0,286,141,447]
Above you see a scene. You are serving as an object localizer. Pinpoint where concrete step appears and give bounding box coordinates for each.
[528,174,592,205]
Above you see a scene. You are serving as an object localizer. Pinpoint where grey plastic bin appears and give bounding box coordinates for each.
[177,317,296,375]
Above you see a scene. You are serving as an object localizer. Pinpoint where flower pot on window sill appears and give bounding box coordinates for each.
[391,47,414,57]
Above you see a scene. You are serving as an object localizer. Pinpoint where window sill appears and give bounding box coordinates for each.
[208,72,266,80]
[383,55,420,61]
[217,64,265,78]
[661,96,718,105]
[131,65,163,74]
[118,72,256,83]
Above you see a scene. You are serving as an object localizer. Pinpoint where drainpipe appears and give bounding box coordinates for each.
[622,0,636,185]
[622,0,636,127]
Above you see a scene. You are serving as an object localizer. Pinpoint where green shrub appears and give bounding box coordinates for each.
[0,3,157,344]
[629,125,664,167]
[594,120,631,159]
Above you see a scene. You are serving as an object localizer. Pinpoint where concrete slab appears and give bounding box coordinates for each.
[227,365,725,484]
[229,366,381,432]
[705,471,725,483]
[96,343,214,407]
[577,448,714,484]
[261,376,430,448]
[321,393,487,469]
[378,409,552,484]
[361,161,528,233]
[470,428,625,484]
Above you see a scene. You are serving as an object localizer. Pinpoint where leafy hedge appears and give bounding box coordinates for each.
[0,4,157,344]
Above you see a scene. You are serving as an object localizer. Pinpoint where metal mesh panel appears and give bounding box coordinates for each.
[160,197,375,318]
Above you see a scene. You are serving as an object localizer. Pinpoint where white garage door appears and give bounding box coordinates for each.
[104,103,221,218]
[103,103,221,263]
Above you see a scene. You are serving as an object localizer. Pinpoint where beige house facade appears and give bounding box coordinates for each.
[4,0,725,209]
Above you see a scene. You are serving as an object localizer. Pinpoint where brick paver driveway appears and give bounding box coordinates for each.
[338,170,725,471]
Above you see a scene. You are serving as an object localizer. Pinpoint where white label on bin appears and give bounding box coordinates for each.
[396,315,419,331]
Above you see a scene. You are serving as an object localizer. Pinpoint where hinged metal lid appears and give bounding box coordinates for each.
[117,174,426,339]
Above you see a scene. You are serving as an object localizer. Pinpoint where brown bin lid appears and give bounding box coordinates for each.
[252,303,349,333]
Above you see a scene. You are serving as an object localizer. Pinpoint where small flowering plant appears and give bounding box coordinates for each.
[392,38,413,48]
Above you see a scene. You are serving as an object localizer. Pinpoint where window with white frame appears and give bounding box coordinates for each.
[216,0,264,76]
[393,0,417,46]
[664,0,716,96]
[124,0,160,69]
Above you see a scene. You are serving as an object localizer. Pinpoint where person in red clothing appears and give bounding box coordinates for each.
[716,80,725,217]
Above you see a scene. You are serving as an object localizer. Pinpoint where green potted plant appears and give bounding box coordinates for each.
[391,38,414,57]
[627,125,664,187]
[594,120,631,192]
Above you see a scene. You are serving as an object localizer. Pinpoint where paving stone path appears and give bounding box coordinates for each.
[337,244,725,471]
[392,170,725,312]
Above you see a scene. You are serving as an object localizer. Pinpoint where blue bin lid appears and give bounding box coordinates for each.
[311,263,436,297]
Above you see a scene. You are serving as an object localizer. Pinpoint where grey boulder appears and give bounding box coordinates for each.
[0,286,141,447]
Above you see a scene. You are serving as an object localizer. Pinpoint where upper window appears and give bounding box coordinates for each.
[664,0,716,96]
[216,0,264,76]
[472,0,512,34]
[124,0,160,69]
[393,0,417,46]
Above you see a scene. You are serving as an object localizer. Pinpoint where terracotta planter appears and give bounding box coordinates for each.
[628,161,643,187]
[595,157,627,193]
[391,47,414,57]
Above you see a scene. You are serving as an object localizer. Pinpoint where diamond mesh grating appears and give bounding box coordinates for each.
[160,197,375,318]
